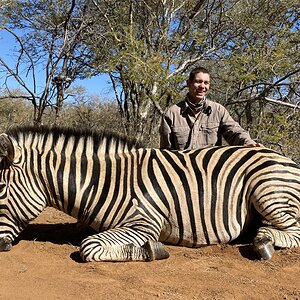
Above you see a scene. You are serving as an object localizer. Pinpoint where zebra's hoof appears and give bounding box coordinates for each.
[143,240,170,261]
[253,236,274,260]
[0,236,12,251]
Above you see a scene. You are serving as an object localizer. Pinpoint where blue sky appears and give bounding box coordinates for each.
[75,75,114,99]
[0,29,114,99]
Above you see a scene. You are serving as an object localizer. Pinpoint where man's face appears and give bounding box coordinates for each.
[187,72,210,103]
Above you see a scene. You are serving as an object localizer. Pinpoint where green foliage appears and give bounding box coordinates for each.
[253,110,300,164]
[212,0,299,102]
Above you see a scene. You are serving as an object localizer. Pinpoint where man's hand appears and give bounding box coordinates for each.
[244,143,264,147]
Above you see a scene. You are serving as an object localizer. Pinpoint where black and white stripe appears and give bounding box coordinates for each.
[0,126,299,261]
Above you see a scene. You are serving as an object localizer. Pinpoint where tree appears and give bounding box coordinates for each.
[207,0,300,120]
[209,0,300,153]
[88,0,215,140]
[0,0,101,125]
[88,0,300,144]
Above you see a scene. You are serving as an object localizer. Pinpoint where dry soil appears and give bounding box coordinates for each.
[0,207,299,300]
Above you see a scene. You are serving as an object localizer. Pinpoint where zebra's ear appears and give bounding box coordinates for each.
[0,134,14,163]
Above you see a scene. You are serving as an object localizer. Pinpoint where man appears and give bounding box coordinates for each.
[159,67,259,150]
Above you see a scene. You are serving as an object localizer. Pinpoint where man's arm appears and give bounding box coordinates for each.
[220,108,257,146]
[159,115,172,149]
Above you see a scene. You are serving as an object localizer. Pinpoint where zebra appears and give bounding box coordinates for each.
[0,126,299,262]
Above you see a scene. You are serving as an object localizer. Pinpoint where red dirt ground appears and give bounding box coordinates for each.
[0,207,299,300]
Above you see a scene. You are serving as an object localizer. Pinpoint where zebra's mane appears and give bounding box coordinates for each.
[6,125,144,153]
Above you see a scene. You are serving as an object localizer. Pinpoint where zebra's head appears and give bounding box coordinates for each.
[0,133,33,251]
[0,133,14,163]
[0,134,16,250]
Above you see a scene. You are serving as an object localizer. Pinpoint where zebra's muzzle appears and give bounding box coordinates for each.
[0,236,12,251]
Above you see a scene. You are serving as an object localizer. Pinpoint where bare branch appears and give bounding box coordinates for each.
[188,0,207,19]
[227,96,300,110]
[167,47,216,80]
[0,26,37,93]
[259,68,300,98]
[91,0,121,43]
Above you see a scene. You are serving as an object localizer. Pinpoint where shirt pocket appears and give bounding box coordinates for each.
[199,122,219,146]
[172,126,190,149]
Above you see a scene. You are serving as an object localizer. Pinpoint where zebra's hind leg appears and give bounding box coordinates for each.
[253,230,275,260]
[253,212,300,260]
[79,228,169,262]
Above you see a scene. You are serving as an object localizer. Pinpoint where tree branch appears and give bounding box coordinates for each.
[166,47,215,80]
[227,95,300,110]
[0,26,37,94]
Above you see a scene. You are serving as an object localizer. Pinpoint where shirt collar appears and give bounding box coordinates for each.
[181,95,207,114]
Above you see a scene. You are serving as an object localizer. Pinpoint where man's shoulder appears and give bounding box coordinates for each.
[165,100,186,113]
[206,99,224,108]
[204,100,231,119]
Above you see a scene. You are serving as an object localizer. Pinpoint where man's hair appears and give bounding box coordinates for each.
[188,67,210,82]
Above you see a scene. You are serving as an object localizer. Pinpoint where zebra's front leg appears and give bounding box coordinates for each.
[80,227,169,262]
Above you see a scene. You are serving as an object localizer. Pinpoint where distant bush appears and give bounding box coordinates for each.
[0,97,33,131]
[0,95,299,163]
